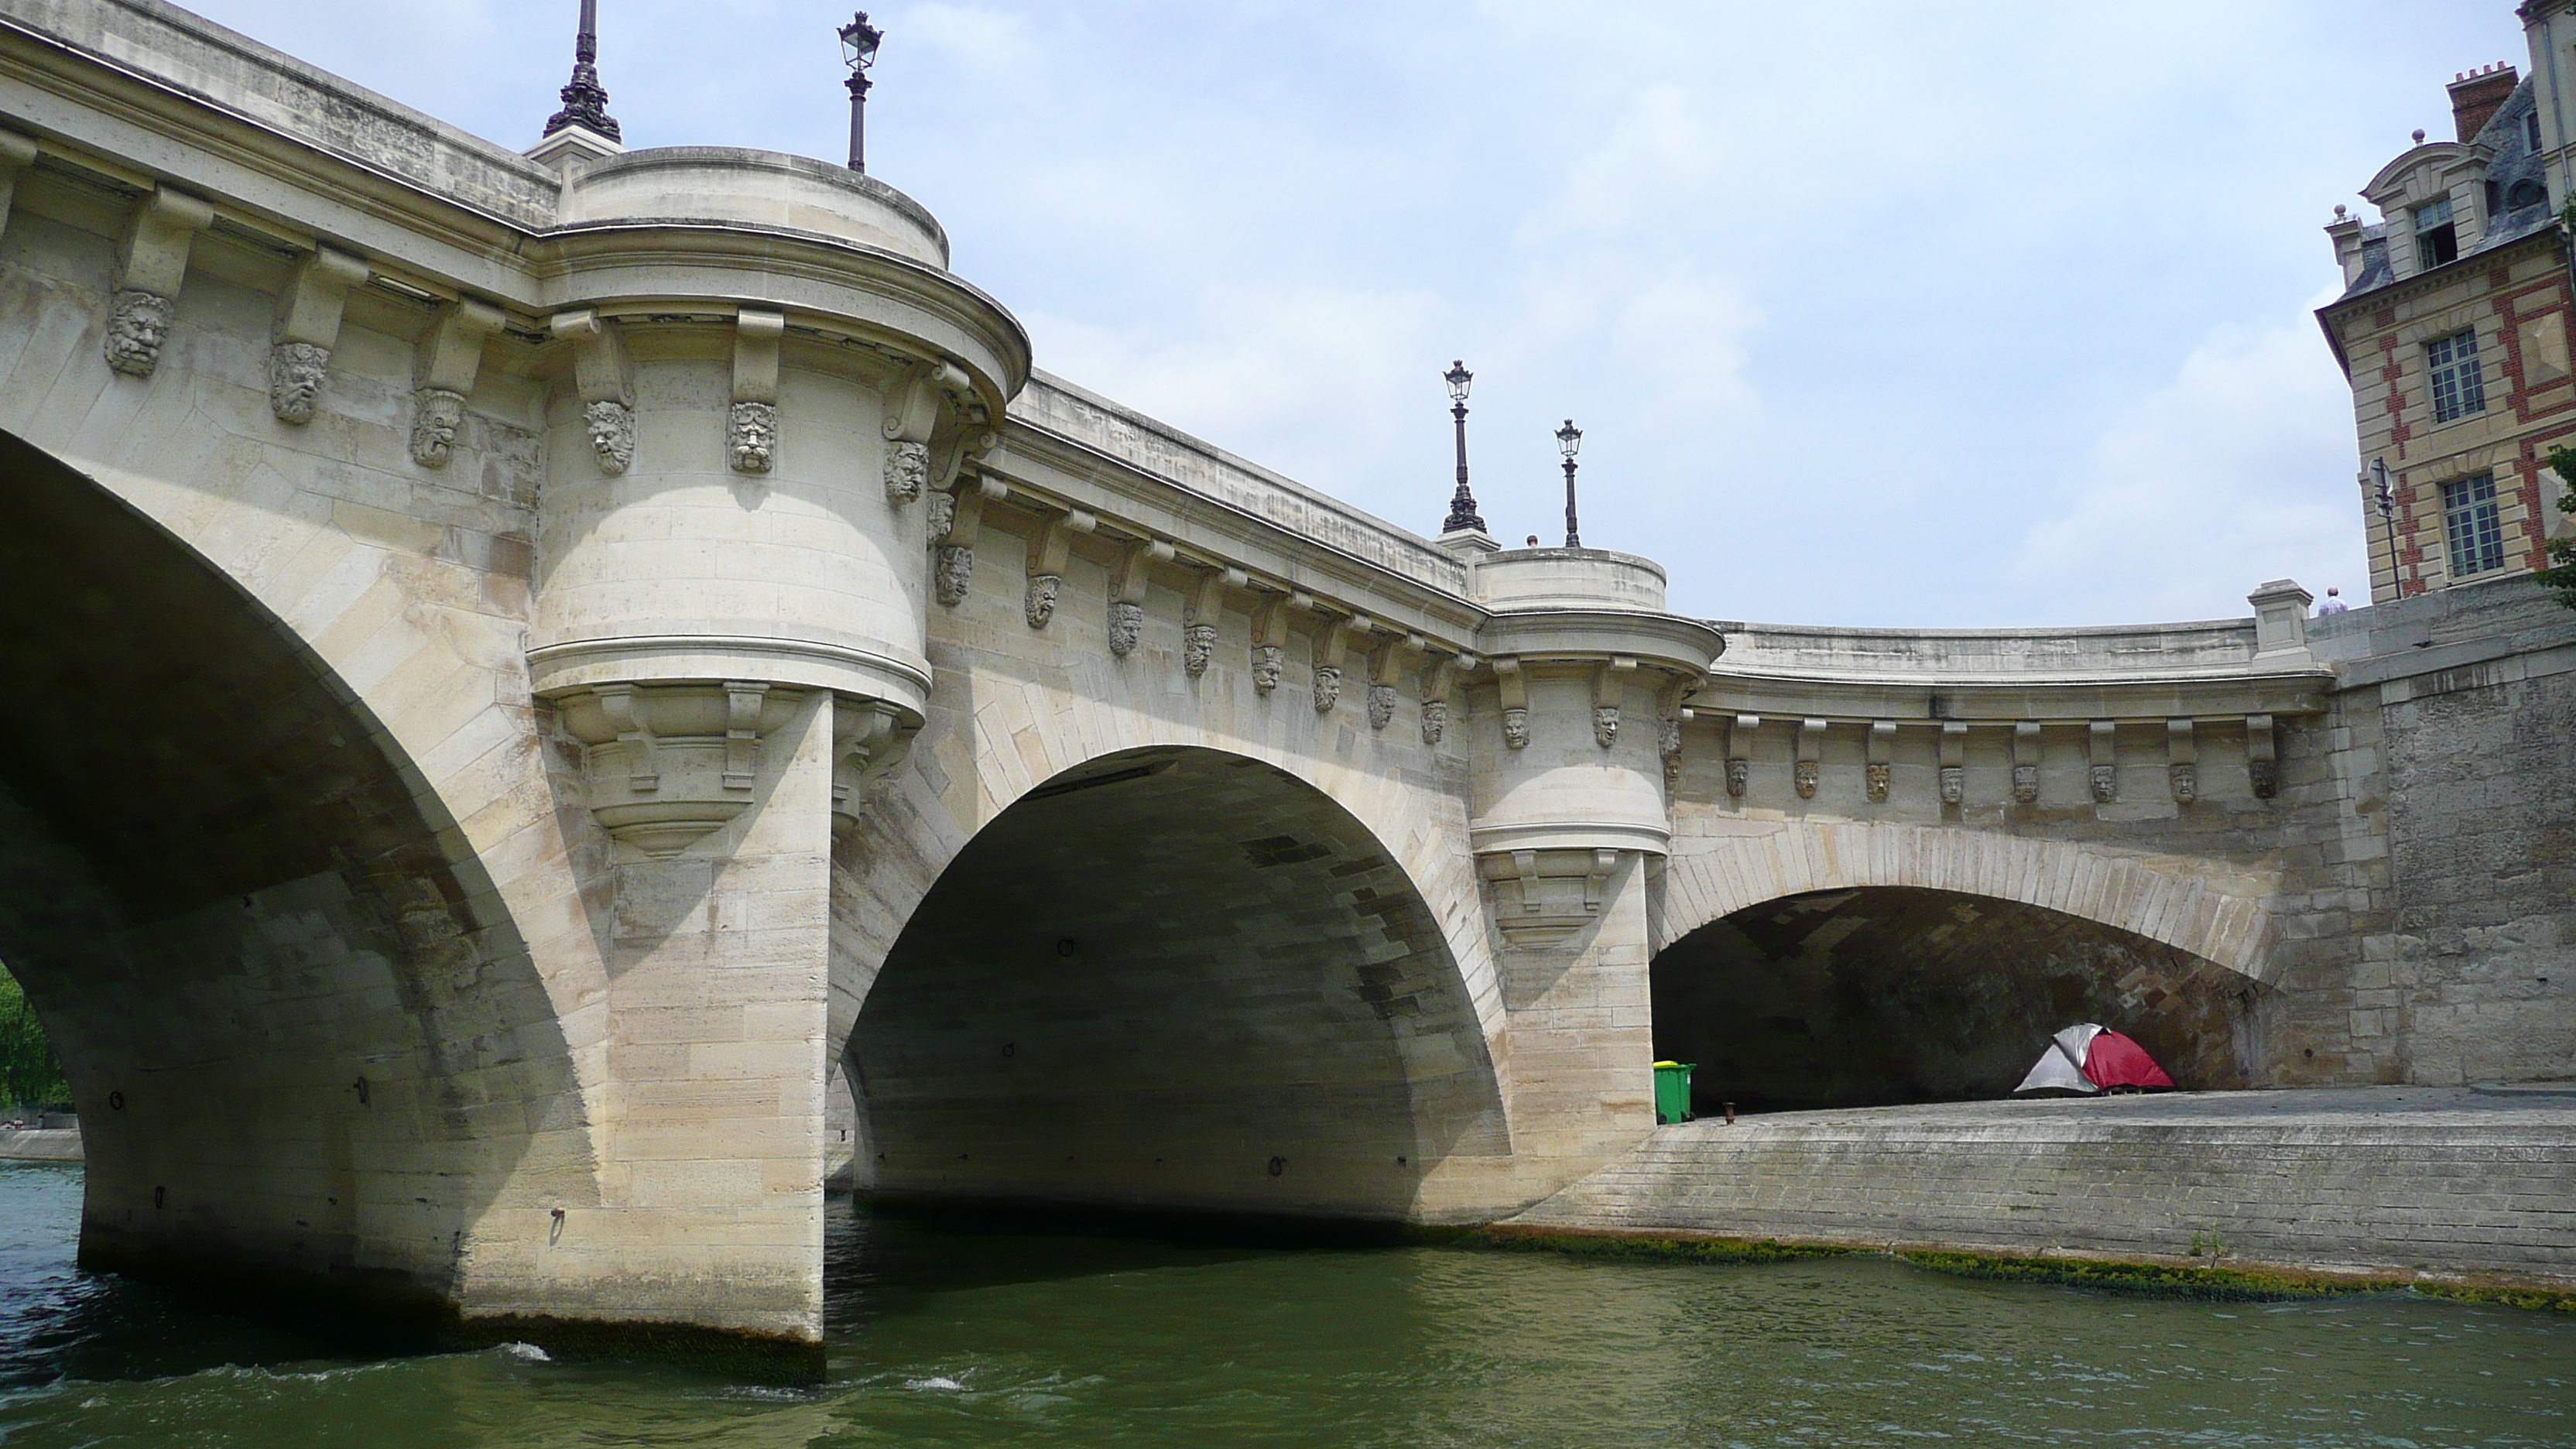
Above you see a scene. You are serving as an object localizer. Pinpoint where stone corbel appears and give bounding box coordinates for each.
[1313,613,1365,714]
[1657,678,1690,784]
[2088,721,2119,803]
[105,185,214,378]
[2245,714,2280,799]
[1593,658,1636,748]
[2167,718,2198,803]
[1795,718,1825,798]
[1726,714,1757,797]
[0,129,38,238]
[1023,508,1092,629]
[728,308,783,474]
[1249,593,1290,694]
[832,697,916,833]
[1106,539,1159,658]
[552,310,635,474]
[1365,634,1416,730]
[881,358,974,502]
[1184,567,1235,676]
[1495,657,1530,748]
[410,296,503,467]
[1866,721,1896,802]
[930,474,998,608]
[266,245,368,423]
[2012,721,2042,803]
[1939,721,1968,805]
[553,683,803,857]
[1419,653,1467,745]
[1482,847,1628,946]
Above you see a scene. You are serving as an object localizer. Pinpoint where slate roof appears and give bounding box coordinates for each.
[2335,75,2558,306]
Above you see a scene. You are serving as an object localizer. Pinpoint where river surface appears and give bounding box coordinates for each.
[2,1160,2571,1447]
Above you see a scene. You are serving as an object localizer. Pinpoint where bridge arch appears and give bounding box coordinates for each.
[0,429,587,1315]
[1651,822,2280,1114]
[834,743,1509,1219]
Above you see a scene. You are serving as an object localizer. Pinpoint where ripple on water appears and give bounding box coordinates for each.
[1,1173,2572,1447]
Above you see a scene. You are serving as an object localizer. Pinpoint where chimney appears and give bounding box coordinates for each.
[2450,62,2519,143]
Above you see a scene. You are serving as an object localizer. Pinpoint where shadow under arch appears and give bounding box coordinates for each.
[847,745,1508,1220]
[1652,886,2266,1116]
[0,428,587,1331]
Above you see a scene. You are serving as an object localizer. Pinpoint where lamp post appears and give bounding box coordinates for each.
[1441,360,1484,534]
[1557,418,1583,547]
[839,12,883,173]
[542,0,621,142]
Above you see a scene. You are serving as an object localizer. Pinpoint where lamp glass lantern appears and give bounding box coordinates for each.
[1444,360,1473,406]
[839,12,882,70]
[1557,419,1583,458]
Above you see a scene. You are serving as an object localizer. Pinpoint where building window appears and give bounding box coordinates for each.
[2415,195,2459,268]
[2530,111,2545,153]
[2441,473,2508,577]
[2426,329,2485,421]
[2508,178,2548,210]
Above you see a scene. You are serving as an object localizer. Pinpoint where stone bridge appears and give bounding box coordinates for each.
[0,0,2567,1361]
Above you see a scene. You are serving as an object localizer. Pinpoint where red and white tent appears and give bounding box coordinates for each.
[2013,1023,2176,1094]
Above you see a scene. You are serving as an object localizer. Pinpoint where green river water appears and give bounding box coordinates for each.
[2,1160,2571,1447]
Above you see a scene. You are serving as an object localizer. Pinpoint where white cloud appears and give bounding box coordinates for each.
[2008,317,2366,623]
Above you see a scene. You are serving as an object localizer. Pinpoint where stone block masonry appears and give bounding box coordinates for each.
[1508,1088,2576,1289]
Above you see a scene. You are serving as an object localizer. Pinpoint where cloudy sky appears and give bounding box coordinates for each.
[183,1,2524,627]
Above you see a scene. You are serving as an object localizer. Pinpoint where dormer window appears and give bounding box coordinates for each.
[2530,111,2544,153]
[2508,179,2548,210]
[2415,196,2459,268]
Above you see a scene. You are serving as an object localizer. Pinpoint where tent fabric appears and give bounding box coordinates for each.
[2013,1022,2175,1094]
[2080,1029,2176,1090]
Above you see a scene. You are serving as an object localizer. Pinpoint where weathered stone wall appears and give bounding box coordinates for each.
[1511,1089,2576,1287]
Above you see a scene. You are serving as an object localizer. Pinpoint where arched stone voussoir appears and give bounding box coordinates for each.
[1660,820,2282,985]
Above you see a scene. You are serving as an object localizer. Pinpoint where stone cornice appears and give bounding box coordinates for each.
[2317,223,2564,325]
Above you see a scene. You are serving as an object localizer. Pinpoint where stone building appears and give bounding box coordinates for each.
[2319,27,2576,604]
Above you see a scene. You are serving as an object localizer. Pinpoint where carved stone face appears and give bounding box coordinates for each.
[2012,763,2039,803]
[935,543,973,607]
[1252,644,1285,695]
[1939,765,1965,805]
[1184,622,1217,677]
[104,289,172,378]
[1502,707,1530,750]
[2090,764,2118,804]
[926,489,957,540]
[1793,759,1820,799]
[1025,574,1061,629]
[2249,759,2280,800]
[728,401,778,474]
[1593,706,1620,748]
[1108,600,1144,657]
[1420,698,1448,746]
[584,399,635,475]
[1865,762,1892,803]
[1658,717,1683,759]
[1312,665,1342,714]
[411,388,466,468]
[268,341,331,424]
[885,439,930,502]
[1726,758,1749,797]
[2169,761,2197,803]
[1367,683,1396,730]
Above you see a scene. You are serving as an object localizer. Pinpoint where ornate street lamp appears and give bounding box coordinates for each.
[1557,418,1584,547]
[542,0,621,142]
[2370,456,2394,520]
[1441,361,1484,534]
[840,12,884,173]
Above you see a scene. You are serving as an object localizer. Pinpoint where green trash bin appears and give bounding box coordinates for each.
[1653,1060,1694,1125]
